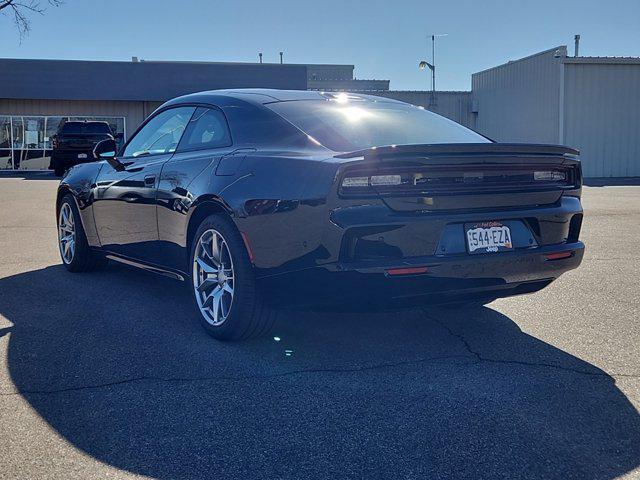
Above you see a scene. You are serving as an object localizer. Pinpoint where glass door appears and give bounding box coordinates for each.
[17,116,47,170]
[0,116,11,169]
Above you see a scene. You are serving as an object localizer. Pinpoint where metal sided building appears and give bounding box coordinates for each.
[472,46,640,177]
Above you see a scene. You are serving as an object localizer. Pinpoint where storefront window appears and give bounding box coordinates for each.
[0,116,11,169]
[0,115,126,170]
[13,117,48,170]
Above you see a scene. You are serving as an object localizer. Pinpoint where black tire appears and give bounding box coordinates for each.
[52,157,65,177]
[190,214,275,341]
[58,194,107,272]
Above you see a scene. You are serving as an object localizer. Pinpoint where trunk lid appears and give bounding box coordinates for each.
[335,143,581,212]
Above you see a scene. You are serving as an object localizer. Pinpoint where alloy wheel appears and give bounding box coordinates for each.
[193,229,235,326]
[58,203,76,264]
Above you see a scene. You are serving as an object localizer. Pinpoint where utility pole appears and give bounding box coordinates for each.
[430,35,436,106]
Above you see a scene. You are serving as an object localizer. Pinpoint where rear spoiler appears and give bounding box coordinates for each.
[334,143,580,160]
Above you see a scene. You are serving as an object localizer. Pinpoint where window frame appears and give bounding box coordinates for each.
[175,106,233,154]
[118,105,197,160]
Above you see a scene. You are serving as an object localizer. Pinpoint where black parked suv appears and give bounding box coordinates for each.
[50,121,114,176]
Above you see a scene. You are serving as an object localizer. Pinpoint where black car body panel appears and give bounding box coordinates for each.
[57,89,584,308]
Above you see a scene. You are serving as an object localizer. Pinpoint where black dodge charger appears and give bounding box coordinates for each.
[56,89,584,340]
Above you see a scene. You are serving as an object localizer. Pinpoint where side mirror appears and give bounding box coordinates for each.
[93,138,117,159]
[93,138,123,171]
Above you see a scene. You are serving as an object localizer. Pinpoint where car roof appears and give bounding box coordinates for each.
[162,88,406,108]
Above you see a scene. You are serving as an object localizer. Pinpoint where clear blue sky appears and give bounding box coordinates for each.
[2,0,639,91]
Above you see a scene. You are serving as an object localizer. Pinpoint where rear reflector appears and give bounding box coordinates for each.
[545,251,573,261]
[386,266,429,276]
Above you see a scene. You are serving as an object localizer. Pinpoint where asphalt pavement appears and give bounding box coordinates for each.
[0,173,639,479]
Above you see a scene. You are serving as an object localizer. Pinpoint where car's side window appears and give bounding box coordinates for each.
[122,106,195,158]
[177,107,232,151]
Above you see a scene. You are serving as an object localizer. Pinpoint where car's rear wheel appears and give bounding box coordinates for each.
[58,195,107,272]
[190,215,275,341]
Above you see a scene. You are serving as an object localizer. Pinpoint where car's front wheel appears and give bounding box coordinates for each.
[190,215,275,341]
[58,194,107,272]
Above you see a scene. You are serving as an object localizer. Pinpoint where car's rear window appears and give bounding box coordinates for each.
[60,122,112,135]
[267,99,489,152]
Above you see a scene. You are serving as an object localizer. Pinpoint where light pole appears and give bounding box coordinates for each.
[418,33,447,108]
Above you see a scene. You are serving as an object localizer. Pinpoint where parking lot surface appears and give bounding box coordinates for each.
[0,173,639,479]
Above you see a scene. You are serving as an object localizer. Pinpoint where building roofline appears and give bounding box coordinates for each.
[385,90,471,94]
[563,56,640,65]
[143,60,355,68]
[309,79,389,83]
[0,57,354,69]
[318,89,471,94]
[472,45,567,77]
[305,63,355,68]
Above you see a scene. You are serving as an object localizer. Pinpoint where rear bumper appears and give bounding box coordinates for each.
[49,151,94,169]
[258,241,584,308]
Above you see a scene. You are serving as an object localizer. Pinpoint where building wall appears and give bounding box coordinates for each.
[367,90,476,129]
[563,60,640,177]
[472,47,566,143]
[306,64,391,92]
[4,53,639,177]
[0,99,162,138]
[306,64,354,81]
[0,99,165,170]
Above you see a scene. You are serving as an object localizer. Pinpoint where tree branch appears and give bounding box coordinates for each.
[0,0,63,41]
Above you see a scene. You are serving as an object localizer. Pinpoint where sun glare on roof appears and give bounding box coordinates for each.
[337,106,372,122]
[335,92,349,104]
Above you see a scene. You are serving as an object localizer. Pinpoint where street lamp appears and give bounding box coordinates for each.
[418,33,447,108]
[418,59,436,108]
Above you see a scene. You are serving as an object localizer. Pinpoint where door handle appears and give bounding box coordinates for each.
[144,175,156,187]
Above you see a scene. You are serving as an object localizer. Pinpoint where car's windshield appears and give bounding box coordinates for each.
[60,122,112,135]
[267,98,489,151]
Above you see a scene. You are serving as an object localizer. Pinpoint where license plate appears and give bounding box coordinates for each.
[78,153,87,159]
[465,222,513,254]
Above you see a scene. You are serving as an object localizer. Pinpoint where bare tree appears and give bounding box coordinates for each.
[0,0,63,40]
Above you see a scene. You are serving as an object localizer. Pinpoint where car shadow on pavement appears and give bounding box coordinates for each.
[1,263,639,479]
